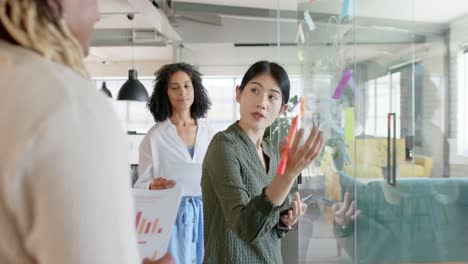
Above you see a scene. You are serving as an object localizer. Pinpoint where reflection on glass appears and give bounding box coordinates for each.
[294,0,468,263]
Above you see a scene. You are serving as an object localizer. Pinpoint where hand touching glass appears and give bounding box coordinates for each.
[332,192,360,226]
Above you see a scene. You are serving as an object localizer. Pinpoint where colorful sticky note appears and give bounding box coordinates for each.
[320,146,337,172]
[297,50,304,61]
[340,0,355,21]
[303,10,316,32]
[340,0,349,21]
[296,22,305,44]
[332,69,352,100]
[344,107,355,143]
[300,96,306,117]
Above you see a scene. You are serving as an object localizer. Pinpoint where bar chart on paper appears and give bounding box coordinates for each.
[135,212,163,235]
[133,187,182,261]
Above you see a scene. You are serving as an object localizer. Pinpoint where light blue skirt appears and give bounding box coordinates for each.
[168,196,204,264]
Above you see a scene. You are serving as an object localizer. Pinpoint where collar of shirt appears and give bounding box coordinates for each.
[150,118,213,163]
[158,118,209,131]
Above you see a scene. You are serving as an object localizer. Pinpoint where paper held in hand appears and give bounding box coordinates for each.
[133,186,183,261]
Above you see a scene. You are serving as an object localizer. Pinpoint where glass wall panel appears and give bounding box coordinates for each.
[295,0,468,263]
[295,0,355,262]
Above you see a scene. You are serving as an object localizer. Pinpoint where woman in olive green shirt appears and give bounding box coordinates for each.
[201,61,358,264]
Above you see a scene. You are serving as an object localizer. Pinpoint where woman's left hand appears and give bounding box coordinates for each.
[280,192,307,228]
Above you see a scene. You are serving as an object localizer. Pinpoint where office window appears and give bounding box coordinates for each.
[457,50,468,156]
[364,73,401,137]
[203,77,239,132]
[94,78,154,133]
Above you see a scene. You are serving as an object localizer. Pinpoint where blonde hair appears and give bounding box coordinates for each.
[0,0,89,78]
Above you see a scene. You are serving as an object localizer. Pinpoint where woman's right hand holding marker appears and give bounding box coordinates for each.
[266,124,324,207]
[281,125,324,180]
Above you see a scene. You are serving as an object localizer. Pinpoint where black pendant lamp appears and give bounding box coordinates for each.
[117,69,148,101]
[117,13,149,102]
[100,81,112,98]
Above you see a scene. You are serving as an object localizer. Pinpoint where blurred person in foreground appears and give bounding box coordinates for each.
[0,0,173,263]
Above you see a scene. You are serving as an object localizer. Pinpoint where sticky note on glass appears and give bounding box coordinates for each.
[340,0,349,21]
[332,69,352,100]
[297,50,304,61]
[300,96,306,116]
[340,0,355,21]
[296,23,305,44]
[303,10,316,32]
[344,107,355,143]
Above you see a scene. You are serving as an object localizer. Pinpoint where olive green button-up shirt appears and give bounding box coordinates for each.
[202,122,285,264]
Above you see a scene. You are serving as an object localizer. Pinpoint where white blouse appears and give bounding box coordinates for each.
[135,119,215,196]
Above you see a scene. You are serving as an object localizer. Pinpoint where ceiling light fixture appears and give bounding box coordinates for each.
[117,13,149,102]
[100,81,112,98]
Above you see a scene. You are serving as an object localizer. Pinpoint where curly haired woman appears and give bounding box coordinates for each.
[135,62,214,264]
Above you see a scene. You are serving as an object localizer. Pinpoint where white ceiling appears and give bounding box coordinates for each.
[86,46,173,62]
[95,14,154,29]
[96,0,152,29]
[96,0,468,29]
[174,0,468,23]
[98,0,468,22]
[90,0,468,65]
[173,0,298,11]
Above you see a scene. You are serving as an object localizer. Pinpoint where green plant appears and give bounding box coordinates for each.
[265,95,351,171]
[318,101,351,170]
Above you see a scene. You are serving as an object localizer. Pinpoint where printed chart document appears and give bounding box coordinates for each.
[133,186,183,260]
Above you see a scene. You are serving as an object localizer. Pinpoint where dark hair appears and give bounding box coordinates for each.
[239,60,290,104]
[148,63,211,122]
